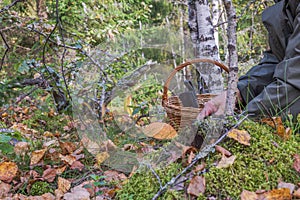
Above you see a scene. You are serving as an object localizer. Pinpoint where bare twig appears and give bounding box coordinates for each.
[147,163,163,189]
[152,114,248,200]
[0,0,23,14]
[0,31,9,71]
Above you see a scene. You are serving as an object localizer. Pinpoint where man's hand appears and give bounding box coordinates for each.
[197,91,227,120]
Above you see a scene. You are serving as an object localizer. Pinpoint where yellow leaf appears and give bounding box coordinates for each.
[96,152,110,165]
[227,129,251,146]
[30,149,47,166]
[124,95,133,115]
[216,155,236,169]
[0,162,18,183]
[143,122,177,140]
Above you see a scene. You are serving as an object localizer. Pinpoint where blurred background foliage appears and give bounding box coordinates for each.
[0,0,273,114]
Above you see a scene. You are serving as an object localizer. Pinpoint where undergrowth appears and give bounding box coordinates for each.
[117,120,300,199]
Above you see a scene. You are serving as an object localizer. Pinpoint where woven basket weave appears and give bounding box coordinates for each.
[162,58,229,130]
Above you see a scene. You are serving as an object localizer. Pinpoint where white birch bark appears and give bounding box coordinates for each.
[188,0,224,94]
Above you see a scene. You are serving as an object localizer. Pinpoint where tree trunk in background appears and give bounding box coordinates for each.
[212,0,220,51]
[188,0,224,94]
[222,0,238,115]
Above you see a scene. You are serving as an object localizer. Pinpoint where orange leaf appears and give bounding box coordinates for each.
[278,182,295,194]
[187,176,205,197]
[216,155,236,169]
[143,122,177,140]
[227,129,250,146]
[0,162,18,183]
[240,190,258,200]
[261,188,291,200]
[30,149,47,166]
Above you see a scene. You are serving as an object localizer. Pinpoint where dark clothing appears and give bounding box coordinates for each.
[237,0,300,118]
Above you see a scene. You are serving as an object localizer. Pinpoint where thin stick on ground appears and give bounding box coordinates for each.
[152,114,248,200]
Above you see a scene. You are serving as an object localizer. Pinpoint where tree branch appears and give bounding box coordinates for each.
[0,0,23,14]
[0,31,9,71]
[152,114,248,200]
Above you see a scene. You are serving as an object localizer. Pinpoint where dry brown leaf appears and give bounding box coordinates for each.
[59,154,76,166]
[63,184,90,200]
[216,155,236,169]
[55,165,67,175]
[293,154,300,173]
[193,163,206,173]
[0,162,18,183]
[227,129,251,146]
[278,182,295,194]
[215,145,232,156]
[70,161,85,171]
[240,190,258,200]
[59,141,78,155]
[143,122,177,140]
[294,188,300,198]
[0,182,11,198]
[261,117,292,139]
[42,168,57,182]
[58,177,71,193]
[187,176,205,197]
[30,149,47,166]
[261,188,291,200]
[104,170,127,182]
[14,142,30,156]
[96,152,110,165]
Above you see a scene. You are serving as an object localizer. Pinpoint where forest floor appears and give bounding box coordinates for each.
[0,92,299,200]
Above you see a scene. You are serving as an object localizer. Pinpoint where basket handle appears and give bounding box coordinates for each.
[162,58,229,106]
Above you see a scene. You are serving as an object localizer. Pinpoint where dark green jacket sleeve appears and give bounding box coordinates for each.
[242,1,300,118]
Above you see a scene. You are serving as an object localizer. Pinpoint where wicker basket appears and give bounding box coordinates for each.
[162,58,229,130]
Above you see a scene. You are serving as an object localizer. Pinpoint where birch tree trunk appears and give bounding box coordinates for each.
[212,0,220,51]
[222,0,238,115]
[188,0,223,94]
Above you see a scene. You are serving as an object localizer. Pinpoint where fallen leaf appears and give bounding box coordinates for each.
[104,170,127,182]
[143,122,177,140]
[278,182,295,194]
[96,152,110,165]
[42,168,57,182]
[59,154,76,166]
[193,163,206,173]
[64,184,90,200]
[227,129,250,146]
[30,149,47,166]
[293,154,300,173]
[261,188,291,200]
[14,142,30,156]
[0,162,18,183]
[58,177,71,193]
[0,182,11,198]
[261,117,292,139]
[215,145,232,156]
[216,155,236,169]
[241,190,258,200]
[294,188,300,198]
[187,176,205,197]
[59,141,77,155]
[70,161,85,171]
[55,165,67,175]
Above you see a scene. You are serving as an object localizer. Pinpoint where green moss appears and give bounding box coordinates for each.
[204,120,300,198]
[116,163,184,200]
[30,181,54,196]
[117,120,300,199]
